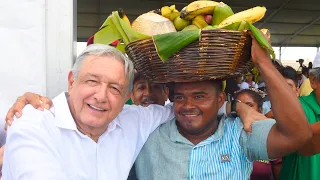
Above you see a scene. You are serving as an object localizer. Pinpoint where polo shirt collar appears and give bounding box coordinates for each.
[169,116,225,145]
[301,91,320,116]
[52,92,121,132]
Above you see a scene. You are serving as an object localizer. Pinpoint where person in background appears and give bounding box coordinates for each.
[225,77,240,101]
[236,75,243,88]
[300,78,313,96]
[234,88,281,180]
[130,72,168,107]
[128,72,169,180]
[302,67,309,78]
[279,66,300,96]
[280,51,320,180]
[240,72,258,90]
[297,68,307,88]
[0,118,7,177]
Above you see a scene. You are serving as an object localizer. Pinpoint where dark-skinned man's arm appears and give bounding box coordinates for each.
[297,122,320,156]
[250,32,312,159]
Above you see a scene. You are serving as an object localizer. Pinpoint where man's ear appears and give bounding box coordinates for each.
[218,92,226,108]
[68,71,75,92]
[164,87,169,100]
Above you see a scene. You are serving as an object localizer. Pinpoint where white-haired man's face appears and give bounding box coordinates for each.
[67,55,130,130]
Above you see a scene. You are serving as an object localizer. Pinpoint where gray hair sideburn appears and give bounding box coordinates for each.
[309,68,320,80]
[72,44,134,93]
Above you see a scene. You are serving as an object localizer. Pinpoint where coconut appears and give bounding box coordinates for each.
[132,12,177,36]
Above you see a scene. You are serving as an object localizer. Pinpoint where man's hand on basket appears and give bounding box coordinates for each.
[249,31,272,66]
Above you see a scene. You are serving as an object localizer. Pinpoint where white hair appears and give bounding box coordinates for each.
[309,67,320,80]
[72,44,134,92]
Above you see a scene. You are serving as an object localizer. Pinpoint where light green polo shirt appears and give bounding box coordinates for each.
[134,116,275,180]
[280,91,320,180]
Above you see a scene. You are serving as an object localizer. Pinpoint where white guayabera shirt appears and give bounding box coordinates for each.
[2,92,174,180]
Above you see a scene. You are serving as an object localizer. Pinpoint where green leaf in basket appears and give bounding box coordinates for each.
[94,16,122,45]
[94,11,150,45]
[112,12,150,44]
[116,41,126,53]
[153,29,201,62]
[247,22,275,59]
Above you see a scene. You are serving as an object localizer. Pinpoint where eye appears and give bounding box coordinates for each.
[195,95,204,99]
[136,85,146,91]
[110,86,121,95]
[87,80,98,86]
[174,95,184,101]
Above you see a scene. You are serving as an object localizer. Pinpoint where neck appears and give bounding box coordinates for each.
[74,119,108,142]
[177,119,219,145]
[315,90,320,105]
[67,98,108,143]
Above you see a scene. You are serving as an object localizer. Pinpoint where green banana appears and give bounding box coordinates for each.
[211,2,234,26]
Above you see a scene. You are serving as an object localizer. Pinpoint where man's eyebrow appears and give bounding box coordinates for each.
[192,91,208,95]
[83,73,99,79]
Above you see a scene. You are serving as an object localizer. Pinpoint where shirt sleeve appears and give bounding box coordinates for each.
[239,119,276,161]
[2,106,69,180]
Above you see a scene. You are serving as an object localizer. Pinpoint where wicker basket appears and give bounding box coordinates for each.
[125,29,253,83]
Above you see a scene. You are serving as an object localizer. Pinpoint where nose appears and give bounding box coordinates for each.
[94,84,108,103]
[183,98,194,109]
[142,84,151,96]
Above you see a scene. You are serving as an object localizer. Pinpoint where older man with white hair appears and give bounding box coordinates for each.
[280,51,320,180]
[2,44,175,179]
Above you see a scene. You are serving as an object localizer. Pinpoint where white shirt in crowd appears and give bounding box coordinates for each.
[2,92,175,180]
[0,118,7,147]
[240,81,259,90]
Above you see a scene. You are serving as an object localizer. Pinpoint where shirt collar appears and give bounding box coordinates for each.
[301,91,320,116]
[52,92,77,130]
[52,92,121,131]
[169,116,225,145]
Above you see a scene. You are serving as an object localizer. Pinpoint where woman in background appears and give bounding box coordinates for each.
[234,88,282,180]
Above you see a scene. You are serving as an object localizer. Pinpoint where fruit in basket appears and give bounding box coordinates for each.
[205,14,213,24]
[182,24,199,31]
[161,5,180,21]
[192,15,208,29]
[118,8,131,26]
[211,2,234,26]
[180,0,219,20]
[132,12,177,36]
[218,6,267,28]
[173,16,191,31]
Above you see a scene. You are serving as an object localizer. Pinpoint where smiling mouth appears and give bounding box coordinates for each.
[181,114,200,118]
[88,104,106,112]
[142,101,155,104]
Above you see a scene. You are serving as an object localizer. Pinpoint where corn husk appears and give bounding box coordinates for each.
[153,29,201,61]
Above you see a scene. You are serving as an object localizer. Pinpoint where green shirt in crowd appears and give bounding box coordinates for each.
[280,91,320,180]
[126,98,133,105]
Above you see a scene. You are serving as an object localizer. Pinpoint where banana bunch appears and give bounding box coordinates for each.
[153,1,267,32]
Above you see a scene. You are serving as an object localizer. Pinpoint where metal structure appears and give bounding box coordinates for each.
[77,0,320,54]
